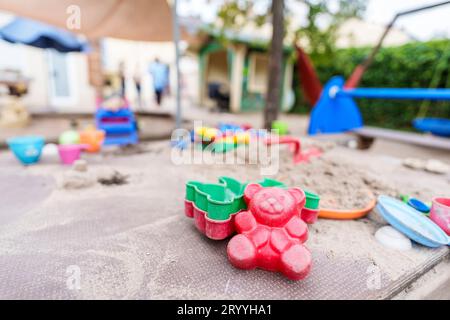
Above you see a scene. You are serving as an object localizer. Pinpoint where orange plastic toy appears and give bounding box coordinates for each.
[79,128,105,153]
[318,191,376,220]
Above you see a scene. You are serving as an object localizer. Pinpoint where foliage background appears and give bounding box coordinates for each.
[292,39,450,130]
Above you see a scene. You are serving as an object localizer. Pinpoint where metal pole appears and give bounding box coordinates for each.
[346,0,450,88]
[342,88,450,100]
[172,0,182,129]
[395,0,450,17]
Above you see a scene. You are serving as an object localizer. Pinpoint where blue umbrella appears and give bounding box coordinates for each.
[0,17,89,53]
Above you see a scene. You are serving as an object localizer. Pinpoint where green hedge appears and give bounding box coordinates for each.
[292,40,450,130]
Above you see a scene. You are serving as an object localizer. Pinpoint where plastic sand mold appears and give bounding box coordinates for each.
[301,190,321,224]
[377,195,450,248]
[79,128,105,153]
[375,226,412,251]
[7,135,45,165]
[59,130,80,145]
[185,176,286,240]
[227,184,311,280]
[211,136,241,153]
[319,189,376,220]
[407,198,430,214]
[264,136,322,164]
[58,144,87,165]
[430,197,450,235]
[195,127,220,142]
[400,195,431,216]
[271,120,289,135]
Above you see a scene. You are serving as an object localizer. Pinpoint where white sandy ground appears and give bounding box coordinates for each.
[0,139,448,299]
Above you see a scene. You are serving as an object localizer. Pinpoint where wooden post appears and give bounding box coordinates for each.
[87,38,103,99]
[172,0,182,129]
[264,0,284,130]
[230,44,246,113]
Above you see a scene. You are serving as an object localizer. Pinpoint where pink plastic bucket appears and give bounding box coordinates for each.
[430,197,450,235]
[58,144,86,165]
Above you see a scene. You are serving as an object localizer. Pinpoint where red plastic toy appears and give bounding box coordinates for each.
[301,207,319,224]
[227,184,312,280]
[264,136,322,164]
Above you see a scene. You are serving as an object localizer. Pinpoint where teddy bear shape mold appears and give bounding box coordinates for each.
[227,184,312,280]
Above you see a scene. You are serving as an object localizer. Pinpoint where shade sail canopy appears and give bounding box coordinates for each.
[0,17,89,52]
[0,0,175,41]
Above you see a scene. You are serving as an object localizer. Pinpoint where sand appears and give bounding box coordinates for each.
[180,139,396,210]
[167,140,449,281]
[0,139,448,299]
[136,141,448,281]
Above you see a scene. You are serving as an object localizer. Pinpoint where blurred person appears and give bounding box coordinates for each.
[133,66,142,108]
[149,57,168,106]
[118,61,126,99]
[164,63,171,96]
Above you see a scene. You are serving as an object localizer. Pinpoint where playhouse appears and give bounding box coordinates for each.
[189,29,295,113]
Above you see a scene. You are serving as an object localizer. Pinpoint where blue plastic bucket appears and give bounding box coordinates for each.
[7,136,45,165]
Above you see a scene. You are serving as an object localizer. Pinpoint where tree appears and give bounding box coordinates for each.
[216,0,367,58]
[265,0,285,130]
[296,0,367,63]
[215,0,367,127]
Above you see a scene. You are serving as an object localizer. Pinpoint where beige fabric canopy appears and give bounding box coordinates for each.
[0,0,175,41]
[0,0,184,127]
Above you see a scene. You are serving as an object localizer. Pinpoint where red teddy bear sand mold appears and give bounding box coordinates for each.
[227,184,312,280]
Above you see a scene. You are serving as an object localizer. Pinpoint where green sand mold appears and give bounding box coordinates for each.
[272,120,289,135]
[211,141,239,153]
[304,190,320,210]
[185,176,286,221]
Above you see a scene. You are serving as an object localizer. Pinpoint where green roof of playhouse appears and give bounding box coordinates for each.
[189,23,294,53]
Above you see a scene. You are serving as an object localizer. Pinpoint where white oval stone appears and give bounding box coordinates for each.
[402,158,425,170]
[425,159,449,174]
[375,226,412,251]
